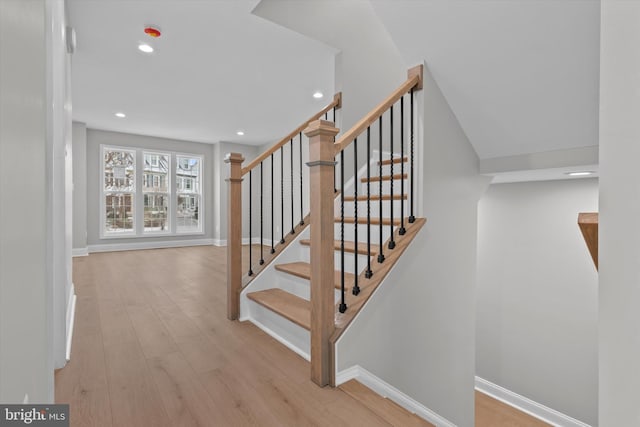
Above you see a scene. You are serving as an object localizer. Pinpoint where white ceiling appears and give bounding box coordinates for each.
[370,0,601,160]
[68,0,336,146]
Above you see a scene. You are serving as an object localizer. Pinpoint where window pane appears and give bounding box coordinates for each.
[177,195,200,233]
[143,153,169,192]
[144,194,169,232]
[105,193,134,233]
[176,156,200,194]
[104,149,135,191]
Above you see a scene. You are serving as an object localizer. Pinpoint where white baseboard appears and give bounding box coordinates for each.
[475,377,591,427]
[72,247,88,257]
[88,238,214,253]
[213,238,276,247]
[336,365,455,427]
[65,285,76,362]
[239,315,310,361]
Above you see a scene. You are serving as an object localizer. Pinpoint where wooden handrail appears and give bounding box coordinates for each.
[241,92,342,176]
[333,65,423,155]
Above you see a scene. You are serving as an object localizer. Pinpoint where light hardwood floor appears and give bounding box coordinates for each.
[56,245,548,426]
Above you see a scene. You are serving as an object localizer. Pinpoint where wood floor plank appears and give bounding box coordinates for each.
[476,391,550,427]
[58,246,548,427]
[340,379,433,427]
[127,306,179,359]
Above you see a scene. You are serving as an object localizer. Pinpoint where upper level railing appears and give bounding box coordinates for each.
[225,93,341,320]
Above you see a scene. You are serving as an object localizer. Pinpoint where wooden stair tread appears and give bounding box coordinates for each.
[246,289,310,330]
[338,217,402,226]
[362,173,407,183]
[340,380,433,427]
[343,194,407,202]
[275,262,355,290]
[300,239,376,256]
[379,157,408,166]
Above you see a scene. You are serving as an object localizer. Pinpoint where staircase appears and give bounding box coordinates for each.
[243,153,425,345]
[225,65,428,422]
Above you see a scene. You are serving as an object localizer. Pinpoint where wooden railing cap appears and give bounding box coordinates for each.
[304,120,340,138]
[224,152,245,164]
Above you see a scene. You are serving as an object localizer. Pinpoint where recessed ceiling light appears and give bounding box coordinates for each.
[313,91,324,99]
[566,171,594,176]
[236,130,245,136]
[138,43,154,53]
[115,112,126,118]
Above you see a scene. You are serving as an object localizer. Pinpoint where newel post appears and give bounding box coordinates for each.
[225,152,245,320]
[304,119,340,386]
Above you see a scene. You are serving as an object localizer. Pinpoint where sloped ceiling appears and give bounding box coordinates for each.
[370,0,601,160]
[68,0,336,145]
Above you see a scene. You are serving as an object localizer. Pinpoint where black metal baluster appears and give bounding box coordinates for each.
[399,95,406,235]
[339,149,347,313]
[280,146,285,244]
[388,105,396,250]
[248,170,253,276]
[290,139,294,234]
[352,138,360,296]
[377,116,385,263]
[260,161,265,265]
[270,154,275,254]
[409,88,415,223]
[299,132,304,225]
[334,105,338,194]
[365,127,373,278]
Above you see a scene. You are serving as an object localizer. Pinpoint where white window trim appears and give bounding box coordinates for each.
[99,145,205,239]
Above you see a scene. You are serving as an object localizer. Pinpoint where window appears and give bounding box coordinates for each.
[176,155,202,233]
[101,146,203,238]
[143,152,169,233]
[103,147,135,235]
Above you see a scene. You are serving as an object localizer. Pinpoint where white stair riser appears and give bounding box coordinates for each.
[336,222,394,244]
[338,200,408,219]
[245,300,310,360]
[358,179,409,196]
[298,246,371,277]
[274,271,341,303]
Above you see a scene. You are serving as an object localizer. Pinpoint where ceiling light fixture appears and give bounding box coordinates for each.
[115,112,126,118]
[236,130,245,136]
[566,171,594,177]
[138,43,154,53]
[313,91,324,99]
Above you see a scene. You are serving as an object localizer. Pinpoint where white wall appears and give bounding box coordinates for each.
[477,178,599,425]
[0,0,71,403]
[86,129,216,248]
[72,122,87,252]
[337,65,490,427]
[253,0,407,180]
[48,0,74,370]
[599,1,640,424]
